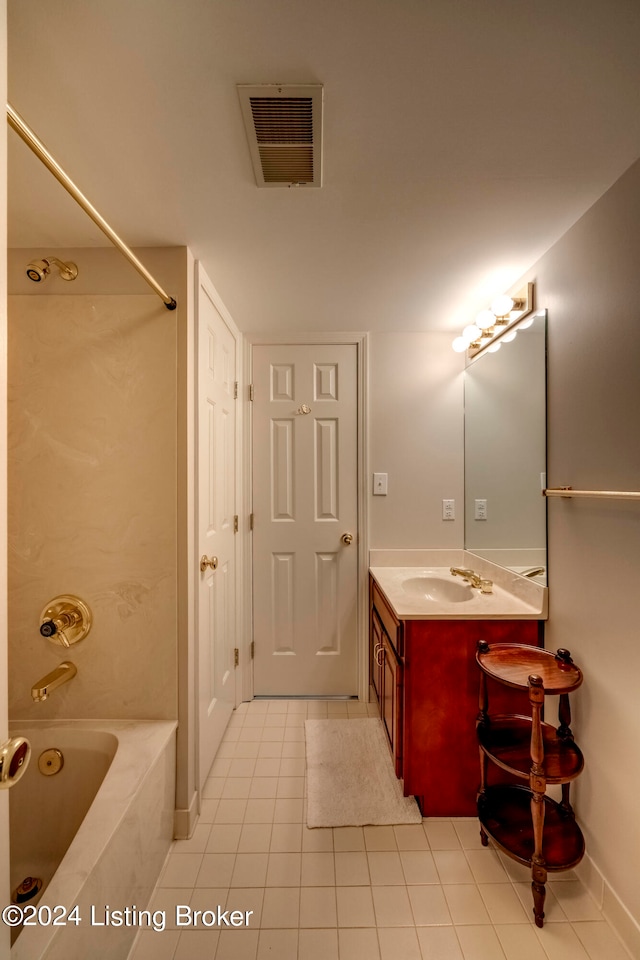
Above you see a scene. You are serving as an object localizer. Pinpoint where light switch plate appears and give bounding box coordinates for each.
[373,473,388,496]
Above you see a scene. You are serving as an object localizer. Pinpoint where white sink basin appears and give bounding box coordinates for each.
[401,576,474,603]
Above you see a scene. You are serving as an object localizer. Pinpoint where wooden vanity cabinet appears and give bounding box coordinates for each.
[369,575,543,816]
[371,605,403,776]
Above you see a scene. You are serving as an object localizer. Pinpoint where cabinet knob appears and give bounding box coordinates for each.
[341,532,354,545]
[200,555,219,573]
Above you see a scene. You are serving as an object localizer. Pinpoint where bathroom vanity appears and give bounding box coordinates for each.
[369,566,546,816]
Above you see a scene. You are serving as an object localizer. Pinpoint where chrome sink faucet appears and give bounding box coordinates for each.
[31,661,77,702]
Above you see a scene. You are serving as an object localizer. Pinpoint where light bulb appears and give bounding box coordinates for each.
[519,316,535,329]
[475,309,495,331]
[462,324,481,343]
[491,294,514,317]
[452,336,468,353]
[487,342,501,353]
[501,330,517,342]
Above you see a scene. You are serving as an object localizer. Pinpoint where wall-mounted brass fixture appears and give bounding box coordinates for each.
[26,257,78,284]
[39,595,92,647]
[452,282,535,358]
[0,736,31,789]
[38,748,64,776]
[31,661,77,702]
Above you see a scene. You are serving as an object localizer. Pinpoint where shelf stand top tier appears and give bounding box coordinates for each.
[476,642,583,694]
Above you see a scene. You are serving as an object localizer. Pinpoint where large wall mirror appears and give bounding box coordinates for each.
[464,310,547,581]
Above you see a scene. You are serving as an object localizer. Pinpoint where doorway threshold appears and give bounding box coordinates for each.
[252,695,359,700]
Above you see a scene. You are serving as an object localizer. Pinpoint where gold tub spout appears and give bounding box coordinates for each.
[31,661,77,702]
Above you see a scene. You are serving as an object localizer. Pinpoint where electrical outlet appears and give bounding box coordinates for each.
[373,473,388,496]
[475,498,488,520]
[442,499,455,520]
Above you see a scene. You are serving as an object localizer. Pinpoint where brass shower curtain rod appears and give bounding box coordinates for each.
[6,103,177,310]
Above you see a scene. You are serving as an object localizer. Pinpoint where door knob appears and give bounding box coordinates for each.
[200,555,219,572]
[341,533,354,545]
[0,736,31,789]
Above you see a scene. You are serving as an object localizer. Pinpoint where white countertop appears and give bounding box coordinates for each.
[369,565,547,620]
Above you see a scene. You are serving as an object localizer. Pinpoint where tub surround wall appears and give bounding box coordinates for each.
[8,269,181,720]
[506,158,640,951]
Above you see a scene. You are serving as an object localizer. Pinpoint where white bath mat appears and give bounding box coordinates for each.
[305,718,422,827]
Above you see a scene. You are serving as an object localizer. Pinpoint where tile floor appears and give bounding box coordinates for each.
[130,699,632,960]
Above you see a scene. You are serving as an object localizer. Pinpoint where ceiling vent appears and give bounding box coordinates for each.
[237,84,323,188]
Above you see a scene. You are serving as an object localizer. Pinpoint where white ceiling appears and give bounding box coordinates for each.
[7,0,640,333]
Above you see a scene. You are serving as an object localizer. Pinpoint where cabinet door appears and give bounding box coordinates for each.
[402,618,542,816]
[381,631,403,778]
[371,611,384,704]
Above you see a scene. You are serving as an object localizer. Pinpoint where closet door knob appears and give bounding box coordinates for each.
[341,533,354,545]
[200,555,219,572]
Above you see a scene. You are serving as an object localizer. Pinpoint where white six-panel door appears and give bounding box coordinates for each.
[196,265,238,788]
[252,344,358,696]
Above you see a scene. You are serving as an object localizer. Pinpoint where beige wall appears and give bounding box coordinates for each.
[515,158,640,938]
[8,248,187,721]
[369,331,464,549]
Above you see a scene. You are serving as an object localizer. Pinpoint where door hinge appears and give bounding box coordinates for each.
[234,515,239,534]
[234,648,239,668]
[250,641,255,660]
[249,513,254,531]
[249,383,254,401]
[233,381,238,399]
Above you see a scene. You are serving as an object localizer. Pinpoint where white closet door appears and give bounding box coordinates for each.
[196,264,238,787]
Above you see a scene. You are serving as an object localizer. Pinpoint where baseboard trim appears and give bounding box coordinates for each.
[173,791,199,840]
[576,853,640,958]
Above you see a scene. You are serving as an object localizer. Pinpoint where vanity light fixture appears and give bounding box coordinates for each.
[452,282,535,357]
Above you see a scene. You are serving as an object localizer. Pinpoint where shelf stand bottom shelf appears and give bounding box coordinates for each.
[478,784,585,927]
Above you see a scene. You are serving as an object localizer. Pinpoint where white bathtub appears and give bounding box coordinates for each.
[8,720,176,960]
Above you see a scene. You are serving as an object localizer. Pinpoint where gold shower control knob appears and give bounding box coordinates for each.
[39,596,92,647]
[341,533,354,545]
[200,555,219,572]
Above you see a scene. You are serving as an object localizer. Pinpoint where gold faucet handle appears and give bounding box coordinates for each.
[40,596,92,647]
